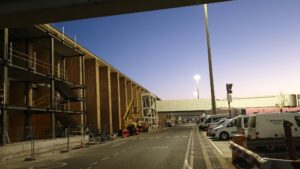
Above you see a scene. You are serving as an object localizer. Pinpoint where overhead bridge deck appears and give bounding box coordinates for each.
[0,0,230,27]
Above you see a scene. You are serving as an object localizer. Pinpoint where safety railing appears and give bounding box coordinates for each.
[8,44,68,80]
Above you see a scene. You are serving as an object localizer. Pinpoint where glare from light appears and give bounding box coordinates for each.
[194,74,201,81]
[193,91,198,97]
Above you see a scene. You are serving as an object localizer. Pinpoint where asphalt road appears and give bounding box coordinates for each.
[1,124,234,169]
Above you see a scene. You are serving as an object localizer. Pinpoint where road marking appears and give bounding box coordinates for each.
[152,146,169,150]
[182,130,193,169]
[113,152,119,156]
[101,157,110,161]
[111,142,125,148]
[91,161,98,165]
[28,162,67,169]
[207,138,224,156]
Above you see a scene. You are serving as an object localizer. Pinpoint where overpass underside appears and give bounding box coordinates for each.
[0,0,229,27]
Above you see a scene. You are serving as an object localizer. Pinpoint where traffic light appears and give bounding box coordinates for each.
[226,83,233,94]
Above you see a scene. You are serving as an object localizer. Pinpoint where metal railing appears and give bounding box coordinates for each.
[8,45,68,80]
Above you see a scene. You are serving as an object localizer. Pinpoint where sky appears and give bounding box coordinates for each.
[54,0,300,100]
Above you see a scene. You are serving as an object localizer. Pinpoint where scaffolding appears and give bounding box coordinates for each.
[0,26,86,146]
[141,93,158,131]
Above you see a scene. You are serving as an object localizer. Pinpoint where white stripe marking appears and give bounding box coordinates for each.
[207,138,224,156]
[101,157,110,161]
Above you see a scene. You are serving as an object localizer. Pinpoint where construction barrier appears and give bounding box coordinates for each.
[230,140,300,169]
[122,130,129,138]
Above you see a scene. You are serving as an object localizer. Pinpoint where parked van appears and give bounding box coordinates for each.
[211,115,248,140]
[247,112,300,151]
[236,116,249,135]
[199,114,228,130]
[247,113,300,139]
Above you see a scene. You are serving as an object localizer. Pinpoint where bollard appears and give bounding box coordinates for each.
[283,120,297,160]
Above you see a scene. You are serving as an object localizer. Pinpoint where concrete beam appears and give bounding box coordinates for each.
[99,66,112,134]
[0,0,230,27]
[119,77,127,129]
[110,72,121,133]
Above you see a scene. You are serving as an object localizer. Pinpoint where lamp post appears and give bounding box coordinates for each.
[194,74,201,99]
[203,4,217,114]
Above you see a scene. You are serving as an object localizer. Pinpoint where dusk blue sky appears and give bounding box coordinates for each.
[54,0,300,100]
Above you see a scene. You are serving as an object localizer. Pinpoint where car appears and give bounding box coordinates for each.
[165,121,173,127]
[207,118,228,136]
[199,114,228,131]
[211,115,248,140]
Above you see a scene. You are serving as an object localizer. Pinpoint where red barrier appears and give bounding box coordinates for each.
[122,129,129,137]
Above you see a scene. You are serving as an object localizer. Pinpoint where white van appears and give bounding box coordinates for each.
[247,112,300,151]
[199,114,228,130]
[211,115,248,140]
[247,112,300,139]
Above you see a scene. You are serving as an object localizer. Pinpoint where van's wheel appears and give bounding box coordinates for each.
[219,132,229,140]
[266,145,276,152]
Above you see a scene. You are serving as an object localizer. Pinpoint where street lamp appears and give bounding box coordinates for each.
[203,4,217,114]
[194,74,201,99]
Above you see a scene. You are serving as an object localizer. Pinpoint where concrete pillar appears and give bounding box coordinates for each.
[85,59,100,131]
[119,77,127,129]
[99,66,112,134]
[126,81,132,106]
[132,84,139,116]
[0,28,8,145]
[50,37,55,139]
[110,72,121,133]
[136,87,142,114]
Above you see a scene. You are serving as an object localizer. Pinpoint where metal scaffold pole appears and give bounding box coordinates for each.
[1,28,8,146]
[50,37,56,139]
[203,4,217,115]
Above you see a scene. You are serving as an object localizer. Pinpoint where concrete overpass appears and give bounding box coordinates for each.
[0,0,230,27]
[156,94,300,116]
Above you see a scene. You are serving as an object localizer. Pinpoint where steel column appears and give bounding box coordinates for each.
[50,37,55,139]
[1,28,8,145]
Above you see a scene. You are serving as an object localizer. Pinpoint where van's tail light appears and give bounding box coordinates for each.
[256,131,260,138]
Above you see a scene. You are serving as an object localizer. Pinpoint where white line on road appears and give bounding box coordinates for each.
[207,138,224,157]
[101,157,110,161]
[111,142,125,148]
[182,130,193,169]
[90,161,98,165]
